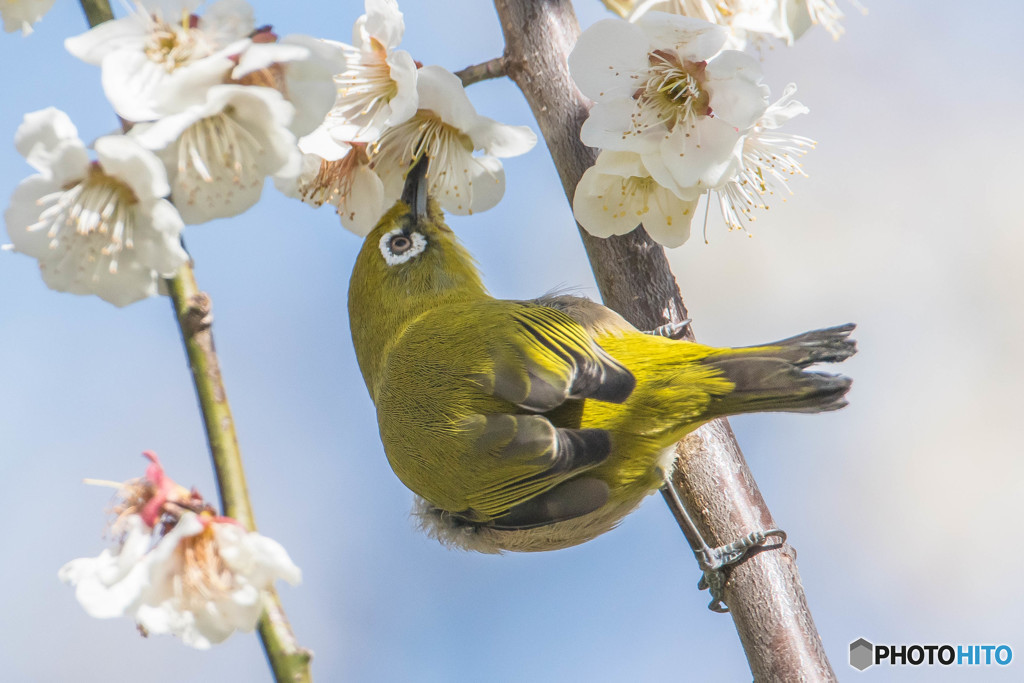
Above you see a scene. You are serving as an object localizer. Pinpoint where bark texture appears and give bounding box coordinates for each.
[491,1,836,679]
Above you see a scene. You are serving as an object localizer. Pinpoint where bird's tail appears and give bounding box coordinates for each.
[702,323,857,417]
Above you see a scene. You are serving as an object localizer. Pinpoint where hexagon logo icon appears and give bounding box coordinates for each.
[850,638,874,671]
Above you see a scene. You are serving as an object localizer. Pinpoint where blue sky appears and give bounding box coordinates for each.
[2,1,1023,681]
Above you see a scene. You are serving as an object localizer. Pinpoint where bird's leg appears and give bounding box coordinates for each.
[643,320,691,339]
[661,475,787,613]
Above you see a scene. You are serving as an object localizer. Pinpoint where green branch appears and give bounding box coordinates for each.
[167,262,312,683]
[78,3,312,681]
[79,0,113,26]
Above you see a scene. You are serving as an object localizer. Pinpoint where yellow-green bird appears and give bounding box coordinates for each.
[349,166,855,553]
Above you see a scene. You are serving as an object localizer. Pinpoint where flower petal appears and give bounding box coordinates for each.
[572,164,643,239]
[658,116,743,190]
[705,50,770,130]
[63,12,146,64]
[433,151,505,216]
[339,164,386,235]
[385,49,419,126]
[568,18,651,101]
[580,97,663,154]
[363,0,405,50]
[641,186,698,247]
[95,135,171,201]
[634,11,727,62]
[416,65,479,131]
[468,117,537,158]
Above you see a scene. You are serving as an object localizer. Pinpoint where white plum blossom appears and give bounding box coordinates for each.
[717,83,814,230]
[569,12,815,246]
[59,452,301,649]
[4,108,187,307]
[570,12,769,197]
[279,126,387,235]
[1,0,55,35]
[621,0,849,46]
[232,34,347,138]
[64,0,257,122]
[132,84,301,224]
[326,0,419,142]
[372,65,537,216]
[574,150,700,247]
[793,0,849,41]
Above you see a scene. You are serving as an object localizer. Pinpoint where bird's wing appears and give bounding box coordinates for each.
[456,412,613,524]
[470,304,636,413]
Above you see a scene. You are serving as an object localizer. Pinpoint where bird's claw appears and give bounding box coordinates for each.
[696,528,787,613]
[643,320,691,339]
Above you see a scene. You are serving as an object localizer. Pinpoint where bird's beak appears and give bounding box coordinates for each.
[401,156,430,222]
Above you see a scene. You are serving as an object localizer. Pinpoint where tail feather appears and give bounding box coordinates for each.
[752,323,857,367]
[704,324,857,417]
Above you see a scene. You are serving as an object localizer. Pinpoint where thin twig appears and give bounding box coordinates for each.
[166,264,313,683]
[455,56,508,86]
[490,1,836,680]
[77,3,313,680]
[79,0,113,25]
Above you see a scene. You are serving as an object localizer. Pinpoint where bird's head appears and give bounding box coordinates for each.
[352,158,485,306]
[349,158,487,396]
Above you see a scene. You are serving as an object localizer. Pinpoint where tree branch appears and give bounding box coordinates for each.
[490,1,836,679]
[79,0,113,26]
[166,263,313,683]
[75,5,314,680]
[455,56,508,86]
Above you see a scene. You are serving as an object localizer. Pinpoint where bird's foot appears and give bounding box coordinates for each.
[643,320,691,339]
[696,528,787,613]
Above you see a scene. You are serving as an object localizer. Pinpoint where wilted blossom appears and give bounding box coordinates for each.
[59,452,301,649]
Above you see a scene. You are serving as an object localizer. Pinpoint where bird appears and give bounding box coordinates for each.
[348,161,856,553]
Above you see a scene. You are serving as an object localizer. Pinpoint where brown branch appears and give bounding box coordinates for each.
[455,56,508,86]
[490,1,836,680]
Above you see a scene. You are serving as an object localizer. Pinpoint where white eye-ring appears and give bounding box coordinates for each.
[379,228,427,266]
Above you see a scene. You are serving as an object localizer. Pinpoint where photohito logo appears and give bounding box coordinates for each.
[849,638,1013,671]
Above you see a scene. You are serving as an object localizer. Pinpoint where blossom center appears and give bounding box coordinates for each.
[176,108,266,188]
[373,111,473,170]
[639,52,710,133]
[143,16,208,74]
[335,49,399,120]
[302,143,371,206]
[32,165,139,274]
[234,64,288,97]
[178,526,235,604]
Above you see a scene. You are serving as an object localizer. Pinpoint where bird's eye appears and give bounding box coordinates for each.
[389,234,412,254]
[379,228,427,266]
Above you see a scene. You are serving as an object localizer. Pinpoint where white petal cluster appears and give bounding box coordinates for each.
[570,13,813,246]
[59,453,301,649]
[0,0,55,35]
[4,108,188,307]
[372,66,537,217]
[132,85,302,224]
[64,0,344,224]
[623,0,849,47]
[288,0,536,234]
